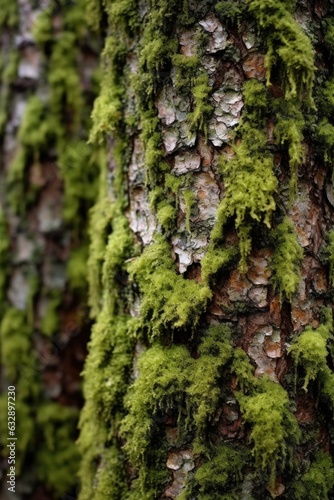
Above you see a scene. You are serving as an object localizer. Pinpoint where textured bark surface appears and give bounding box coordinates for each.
[77,1,334,499]
[1,0,334,499]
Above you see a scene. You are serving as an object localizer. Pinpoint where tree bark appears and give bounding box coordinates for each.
[1,0,334,499]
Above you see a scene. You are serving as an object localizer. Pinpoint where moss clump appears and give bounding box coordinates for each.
[274,99,305,196]
[156,202,177,230]
[270,217,303,300]
[239,377,300,485]
[0,308,33,380]
[36,403,80,496]
[324,18,334,56]
[0,209,10,311]
[215,1,243,24]
[89,36,127,143]
[121,344,191,465]
[289,309,334,398]
[67,245,89,292]
[121,325,235,496]
[78,211,135,499]
[189,73,213,135]
[59,140,99,224]
[18,96,58,154]
[7,97,59,213]
[0,0,18,28]
[87,197,114,318]
[212,131,277,273]
[293,451,334,500]
[207,80,276,273]
[201,246,238,284]
[325,229,334,285]
[188,326,233,452]
[194,443,247,499]
[0,308,38,473]
[249,0,315,102]
[40,291,62,337]
[128,235,212,339]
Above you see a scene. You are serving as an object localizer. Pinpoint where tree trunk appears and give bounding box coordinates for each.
[0,1,100,498]
[2,0,334,499]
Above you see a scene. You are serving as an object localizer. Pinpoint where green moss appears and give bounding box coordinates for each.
[249,0,315,102]
[18,96,57,153]
[78,212,135,499]
[172,54,199,90]
[325,229,334,286]
[324,18,334,56]
[212,134,277,273]
[189,73,213,135]
[194,444,247,498]
[48,34,83,129]
[215,1,243,24]
[87,197,114,318]
[40,291,62,337]
[121,344,191,464]
[289,309,333,391]
[188,326,233,452]
[0,0,19,28]
[317,119,334,160]
[270,217,303,300]
[157,202,177,230]
[207,80,276,273]
[89,36,127,143]
[92,445,128,500]
[0,308,38,473]
[238,377,300,485]
[274,100,305,196]
[3,49,19,84]
[201,246,238,284]
[0,308,33,380]
[59,140,99,224]
[36,403,80,496]
[0,209,10,311]
[128,235,212,339]
[7,96,59,213]
[293,451,334,500]
[231,347,256,392]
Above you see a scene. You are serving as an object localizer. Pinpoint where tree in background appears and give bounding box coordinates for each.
[0,1,101,498]
[1,0,334,499]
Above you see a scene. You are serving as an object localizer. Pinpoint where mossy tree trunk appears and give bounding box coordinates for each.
[2,0,334,499]
[78,0,334,499]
